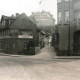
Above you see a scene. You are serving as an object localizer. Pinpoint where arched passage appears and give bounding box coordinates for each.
[73,30,80,55]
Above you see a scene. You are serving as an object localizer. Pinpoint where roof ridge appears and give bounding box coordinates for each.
[9,13,36,30]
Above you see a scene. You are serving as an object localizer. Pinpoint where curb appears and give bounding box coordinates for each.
[53,56,80,59]
[1,53,80,59]
[0,53,24,57]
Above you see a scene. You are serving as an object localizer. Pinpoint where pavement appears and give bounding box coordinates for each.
[0,46,80,80]
[0,46,80,59]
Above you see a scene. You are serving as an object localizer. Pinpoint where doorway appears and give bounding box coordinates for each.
[73,31,80,55]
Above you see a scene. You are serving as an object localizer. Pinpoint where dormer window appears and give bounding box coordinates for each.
[2,20,5,26]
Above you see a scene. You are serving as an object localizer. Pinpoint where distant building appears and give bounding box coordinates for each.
[30,11,55,46]
[30,11,55,34]
[0,13,39,55]
[57,0,80,56]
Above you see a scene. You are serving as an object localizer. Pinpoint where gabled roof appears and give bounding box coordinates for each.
[40,29,51,36]
[1,15,9,19]
[1,15,16,22]
[9,13,36,30]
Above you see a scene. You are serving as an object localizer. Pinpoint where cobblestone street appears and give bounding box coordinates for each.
[0,46,80,80]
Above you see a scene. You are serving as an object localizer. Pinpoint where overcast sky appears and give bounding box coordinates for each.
[0,0,57,22]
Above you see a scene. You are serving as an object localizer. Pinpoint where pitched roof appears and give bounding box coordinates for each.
[1,15,16,22]
[9,13,36,30]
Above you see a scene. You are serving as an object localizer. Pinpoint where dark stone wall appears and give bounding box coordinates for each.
[0,38,37,55]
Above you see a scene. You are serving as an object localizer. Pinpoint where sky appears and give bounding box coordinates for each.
[0,0,57,22]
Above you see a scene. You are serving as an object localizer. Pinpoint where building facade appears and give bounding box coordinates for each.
[57,0,80,56]
[0,13,39,55]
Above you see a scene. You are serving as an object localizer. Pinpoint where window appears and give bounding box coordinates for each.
[78,12,80,21]
[7,44,9,48]
[74,2,80,10]
[9,20,11,25]
[7,30,10,35]
[58,0,61,3]
[0,32,2,36]
[10,30,18,35]
[65,0,69,2]
[5,44,9,49]
[18,30,21,35]
[74,12,77,21]
[4,31,7,36]
[58,12,61,24]
[65,11,69,23]
[58,3,62,10]
[13,43,16,48]
[1,32,3,36]
[24,42,28,50]
[22,31,27,35]
[2,20,5,26]
[3,31,5,36]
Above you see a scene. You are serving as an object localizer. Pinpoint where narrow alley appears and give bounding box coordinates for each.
[30,46,57,60]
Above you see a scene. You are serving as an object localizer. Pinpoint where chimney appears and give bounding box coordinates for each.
[11,14,15,18]
[16,13,19,17]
